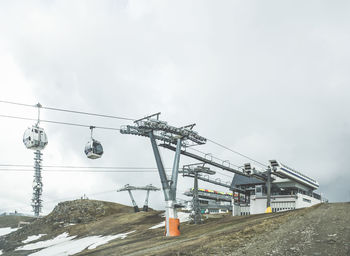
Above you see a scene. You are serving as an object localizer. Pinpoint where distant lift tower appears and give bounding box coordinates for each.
[120,113,206,236]
[180,164,216,224]
[22,103,48,217]
[117,184,160,212]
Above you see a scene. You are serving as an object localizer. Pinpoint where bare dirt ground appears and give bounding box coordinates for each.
[1,201,349,256]
[232,202,350,256]
[75,203,349,256]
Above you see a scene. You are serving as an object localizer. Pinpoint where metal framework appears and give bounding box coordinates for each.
[32,150,43,217]
[120,113,206,236]
[181,165,242,190]
[180,164,215,224]
[160,144,250,177]
[163,143,271,188]
[23,103,47,218]
[117,184,160,212]
[121,112,206,147]
[184,189,233,202]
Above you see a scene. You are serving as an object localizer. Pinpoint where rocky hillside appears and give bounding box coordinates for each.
[0,199,162,255]
[45,199,134,224]
[0,201,349,256]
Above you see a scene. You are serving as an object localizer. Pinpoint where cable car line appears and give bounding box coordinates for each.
[0,164,172,170]
[188,147,242,169]
[42,106,135,121]
[0,100,35,108]
[0,114,121,131]
[0,100,135,121]
[0,168,160,173]
[0,164,232,180]
[206,138,268,168]
[0,101,266,167]
[0,101,266,169]
[0,114,261,172]
[0,165,231,179]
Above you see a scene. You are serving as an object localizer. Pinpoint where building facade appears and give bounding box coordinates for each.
[231,160,322,216]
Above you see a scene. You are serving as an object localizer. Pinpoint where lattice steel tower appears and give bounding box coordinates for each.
[23,103,48,217]
[181,164,216,224]
[32,150,43,216]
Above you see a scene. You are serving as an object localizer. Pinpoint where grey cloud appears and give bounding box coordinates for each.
[0,0,349,214]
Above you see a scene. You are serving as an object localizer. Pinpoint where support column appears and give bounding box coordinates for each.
[149,132,180,236]
[165,138,182,236]
[193,171,201,224]
[127,190,139,212]
[165,200,180,236]
[149,132,170,200]
[143,190,150,212]
[265,167,272,213]
[170,138,182,200]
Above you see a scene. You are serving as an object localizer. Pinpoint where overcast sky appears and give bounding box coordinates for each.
[0,0,349,215]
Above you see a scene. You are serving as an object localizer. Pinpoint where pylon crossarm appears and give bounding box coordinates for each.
[120,113,206,147]
[118,184,160,192]
[121,125,178,145]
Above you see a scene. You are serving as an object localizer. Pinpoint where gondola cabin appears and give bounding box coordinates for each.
[23,126,48,150]
[84,139,103,159]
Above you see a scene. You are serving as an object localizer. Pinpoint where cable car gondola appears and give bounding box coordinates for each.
[84,126,103,159]
[23,125,48,150]
[23,103,48,151]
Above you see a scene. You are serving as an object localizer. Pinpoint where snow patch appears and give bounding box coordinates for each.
[64,223,76,227]
[16,232,75,251]
[22,234,46,243]
[149,222,165,230]
[0,227,19,237]
[87,231,135,249]
[0,249,3,255]
[149,212,191,229]
[16,231,136,256]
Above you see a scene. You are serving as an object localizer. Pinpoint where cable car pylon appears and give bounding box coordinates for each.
[180,164,216,224]
[117,184,160,212]
[120,113,207,237]
[22,103,48,217]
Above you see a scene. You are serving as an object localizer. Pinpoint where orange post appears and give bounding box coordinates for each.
[165,218,180,236]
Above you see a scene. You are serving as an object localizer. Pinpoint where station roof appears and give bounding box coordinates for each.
[230,174,265,189]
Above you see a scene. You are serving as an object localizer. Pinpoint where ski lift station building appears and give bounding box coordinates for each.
[231,160,322,216]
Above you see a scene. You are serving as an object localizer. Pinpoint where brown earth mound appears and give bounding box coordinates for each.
[0,199,152,255]
[44,199,134,224]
